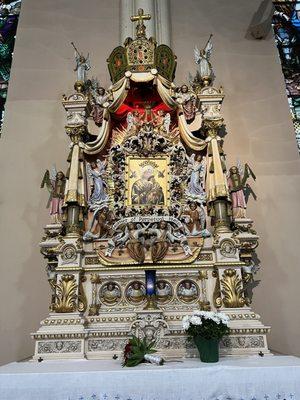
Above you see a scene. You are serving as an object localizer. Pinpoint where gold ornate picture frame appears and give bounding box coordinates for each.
[125,155,170,207]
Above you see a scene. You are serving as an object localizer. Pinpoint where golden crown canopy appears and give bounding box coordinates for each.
[107,8,177,84]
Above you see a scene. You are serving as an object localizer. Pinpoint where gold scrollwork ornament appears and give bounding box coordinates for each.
[53,274,78,313]
[78,275,88,313]
[212,269,222,308]
[221,268,245,308]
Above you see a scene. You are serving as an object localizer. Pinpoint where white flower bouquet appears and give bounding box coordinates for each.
[182,310,230,362]
[182,310,230,340]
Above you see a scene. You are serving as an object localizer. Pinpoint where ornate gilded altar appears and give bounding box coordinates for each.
[32,10,270,360]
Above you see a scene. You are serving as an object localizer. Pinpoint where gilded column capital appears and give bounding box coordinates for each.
[202,117,224,136]
[65,125,86,144]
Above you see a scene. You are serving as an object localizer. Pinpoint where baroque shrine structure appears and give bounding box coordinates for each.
[32,9,270,360]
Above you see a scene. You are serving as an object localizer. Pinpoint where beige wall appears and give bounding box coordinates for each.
[170,0,300,356]
[0,0,119,365]
[0,0,299,365]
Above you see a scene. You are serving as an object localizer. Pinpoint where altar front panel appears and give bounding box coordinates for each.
[1,356,300,400]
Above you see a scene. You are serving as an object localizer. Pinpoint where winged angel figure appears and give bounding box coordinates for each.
[227,159,256,219]
[194,34,213,83]
[86,159,108,208]
[41,166,66,223]
[186,154,206,202]
[72,42,91,83]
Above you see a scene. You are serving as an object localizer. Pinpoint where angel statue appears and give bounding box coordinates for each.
[178,85,196,122]
[194,34,213,85]
[105,222,147,263]
[41,167,66,223]
[163,112,171,134]
[72,42,91,83]
[126,110,144,134]
[180,202,211,238]
[149,221,193,258]
[186,153,206,201]
[227,160,256,219]
[153,110,171,134]
[89,78,111,126]
[86,159,108,207]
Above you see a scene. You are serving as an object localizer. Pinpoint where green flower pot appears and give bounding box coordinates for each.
[194,336,219,363]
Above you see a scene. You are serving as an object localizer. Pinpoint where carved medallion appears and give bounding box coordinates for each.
[156,280,173,304]
[99,281,121,306]
[61,245,77,264]
[220,239,236,258]
[177,279,199,303]
[125,281,146,304]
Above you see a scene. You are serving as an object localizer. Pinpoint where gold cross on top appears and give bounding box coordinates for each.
[131,8,151,38]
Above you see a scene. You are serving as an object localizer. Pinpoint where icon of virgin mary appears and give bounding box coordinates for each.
[131,165,164,206]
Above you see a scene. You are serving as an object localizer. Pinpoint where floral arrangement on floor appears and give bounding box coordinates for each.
[182,310,230,362]
[122,335,164,367]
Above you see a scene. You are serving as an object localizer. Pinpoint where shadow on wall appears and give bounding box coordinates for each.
[245,0,274,40]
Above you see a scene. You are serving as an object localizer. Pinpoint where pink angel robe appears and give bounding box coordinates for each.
[227,177,246,218]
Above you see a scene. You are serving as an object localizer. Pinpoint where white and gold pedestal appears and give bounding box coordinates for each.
[32,223,270,361]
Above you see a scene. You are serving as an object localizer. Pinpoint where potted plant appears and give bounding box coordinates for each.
[182,310,230,363]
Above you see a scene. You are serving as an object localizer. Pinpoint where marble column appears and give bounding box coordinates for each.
[119,0,134,44]
[119,0,171,46]
[155,0,171,46]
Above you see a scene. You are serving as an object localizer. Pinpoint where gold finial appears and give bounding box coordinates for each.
[131,8,151,38]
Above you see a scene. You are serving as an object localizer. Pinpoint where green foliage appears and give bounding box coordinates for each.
[186,319,230,340]
[122,335,157,367]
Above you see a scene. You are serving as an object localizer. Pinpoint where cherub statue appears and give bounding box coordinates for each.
[126,110,145,134]
[126,222,147,263]
[86,159,108,207]
[186,153,206,200]
[227,160,256,219]
[153,110,171,134]
[41,166,66,223]
[72,42,90,83]
[126,112,135,132]
[163,112,171,133]
[194,34,213,85]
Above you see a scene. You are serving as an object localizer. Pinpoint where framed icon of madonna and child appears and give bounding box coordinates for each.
[125,156,170,207]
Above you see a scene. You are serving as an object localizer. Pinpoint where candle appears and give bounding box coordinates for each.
[145,269,156,296]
